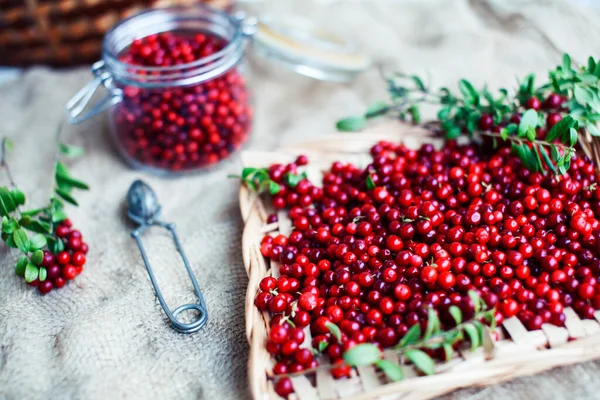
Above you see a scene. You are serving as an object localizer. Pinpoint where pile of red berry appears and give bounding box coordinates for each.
[253,138,600,397]
[113,32,252,172]
[32,219,88,294]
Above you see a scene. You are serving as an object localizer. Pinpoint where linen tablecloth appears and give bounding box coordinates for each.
[2,1,600,399]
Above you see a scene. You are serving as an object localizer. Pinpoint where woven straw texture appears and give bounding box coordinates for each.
[0,0,232,66]
[2,1,600,400]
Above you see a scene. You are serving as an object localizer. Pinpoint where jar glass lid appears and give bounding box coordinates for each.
[250,14,371,83]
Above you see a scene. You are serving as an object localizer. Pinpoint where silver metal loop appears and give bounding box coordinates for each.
[66,61,123,125]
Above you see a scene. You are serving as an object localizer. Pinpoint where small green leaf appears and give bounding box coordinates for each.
[24,262,39,283]
[518,109,538,137]
[445,126,461,140]
[366,175,376,190]
[449,305,462,325]
[39,267,48,282]
[500,128,509,141]
[21,208,44,217]
[318,340,329,352]
[546,115,576,142]
[399,323,422,347]
[25,220,52,234]
[268,181,281,195]
[47,237,65,255]
[424,308,440,340]
[468,290,484,314]
[10,189,25,206]
[52,209,68,223]
[326,321,342,342]
[442,343,454,362]
[550,144,560,161]
[13,229,30,254]
[463,323,480,350]
[458,79,479,105]
[286,172,308,188]
[526,128,536,142]
[59,143,85,158]
[0,187,17,213]
[411,75,426,91]
[588,56,596,74]
[365,101,390,118]
[30,234,47,251]
[404,349,435,375]
[574,85,593,104]
[55,189,79,206]
[19,215,31,226]
[375,359,404,382]
[569,127,578,147]
[539,145,557,175]
[56,173,90,190]
[336,116,367,132]
[31,249,44,266]
[15,256,27,277]
[562,53,572,76]
[241,167,257,179]
[437,107,451,121]
[407,105,421,124]
[343,343,382,367]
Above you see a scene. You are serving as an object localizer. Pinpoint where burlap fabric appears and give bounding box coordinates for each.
[2,1,600,399]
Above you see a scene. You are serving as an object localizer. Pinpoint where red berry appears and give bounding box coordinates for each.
[57,251,70,265]
[62,265,77,280]
[38,280,53,294]
[526,97,541,110]
[71,252,86,266]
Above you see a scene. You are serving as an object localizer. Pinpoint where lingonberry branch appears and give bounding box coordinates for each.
[337,53,600,176]
[1,135,90,294]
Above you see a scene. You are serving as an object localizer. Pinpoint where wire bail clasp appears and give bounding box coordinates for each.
[66,61,124,124]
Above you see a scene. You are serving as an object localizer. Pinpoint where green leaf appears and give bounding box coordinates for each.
[343,343,382,367]
[562,53,572,76]
[411,75,426,91]
[445,126,461,140]
[574,85,593,104]
[546,115,576,142]
[458,79,479,105]
[550,144,560,161]
[52,209,68,223]
[539,145,557,175]
[47,237,65,255]
[318,340,329,353]
[449,305,462,325]
[286,172,307,188]
[3,138,13,151]
[442,343,454,362]
[500,128,509,141]
[38,267,48,282]
[424,308,440,340]
[5,234,16,248]
[463,323,480,350]
[437,107,452,121]
[241,167,257,179]
[24,262,39,283]
[365,102,390,118]
[10,189,25,206]
[407,105,421,124]
[12,229,30,253]
[526,128,536,142]
[468,290,484,314]
[2,217,18,234]
[29,234,47,251]
[21,208,44,217]
[55,189,79,206]
[336,116,367,132]
[587,122,600,136]
[0,187,17,213]
[56,173,90,190]
[578,73,598,84]
[31,249,44,266]
[375,359,404,382]
[15,256,27,277]
[366,175,376,190]
[588,57,597,74]
[404,349,435,375]
[55,162,70,177]
[326,321,342,342]
[19,215,31,226]
[59,143,85,158]
[569,127,578,146]
[25,220,52,234]
[268,181,280,195]
[399,323,422,347]
[530,146,544,172]
[518,109,538,137]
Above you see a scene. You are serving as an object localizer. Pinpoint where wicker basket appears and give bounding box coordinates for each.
[238,122,600,400]
[0,0,232,66]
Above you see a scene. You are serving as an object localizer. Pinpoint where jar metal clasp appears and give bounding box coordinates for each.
[66,60,123,124]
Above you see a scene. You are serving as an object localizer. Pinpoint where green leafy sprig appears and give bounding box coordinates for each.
[1,138,89,284]
[230,167,308,195]
[337,54,600,175]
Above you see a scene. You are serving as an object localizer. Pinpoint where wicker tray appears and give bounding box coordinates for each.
[238,122,600,400]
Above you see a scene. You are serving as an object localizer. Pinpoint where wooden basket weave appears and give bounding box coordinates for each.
[0,0,232,66]
[238,122,600,400]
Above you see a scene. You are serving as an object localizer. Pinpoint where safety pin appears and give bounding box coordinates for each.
[126,180,208,333]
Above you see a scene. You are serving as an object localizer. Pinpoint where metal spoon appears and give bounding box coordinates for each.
[127,180,208,333]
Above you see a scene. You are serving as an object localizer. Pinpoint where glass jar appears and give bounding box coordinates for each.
[67,6,255,175]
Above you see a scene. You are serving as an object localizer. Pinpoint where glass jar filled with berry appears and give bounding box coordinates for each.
[68,6,254,174]
[67,5,369,175]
